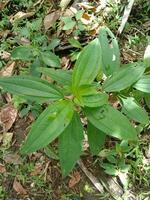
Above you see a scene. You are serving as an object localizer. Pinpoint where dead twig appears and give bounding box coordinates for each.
[96,0,108,13]
[118,0,135,35]
[77,159,104,193]
[60,0,73,11]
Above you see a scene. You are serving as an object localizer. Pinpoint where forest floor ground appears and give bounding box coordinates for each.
[0,0,150,199]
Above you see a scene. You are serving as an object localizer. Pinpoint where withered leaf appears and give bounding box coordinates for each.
[13,178,27,195]
[4,153,22,164]
[0,103,18,132]
[0,61,15,77]
[2,132,13,148]
[68,171,81,188]
[0,50,11,60]
[0,164,6,173]
[10,11,34,23]
[44,11,60,30]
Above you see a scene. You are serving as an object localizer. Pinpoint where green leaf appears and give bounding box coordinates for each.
[70,51,81,62]
[144,45,150,68]
[103,64,145,92]
[11,46,33,61]
[38,67,72,86]
[134,75,150,93]
[75,84,98,96]
[40,51,60,68]
[98,27,120,76]
[59,112,83,176]
[87,122,106,155]
[68,38,82,49]
[144,94,150,109]
[47,39,60,50]
[84,105,137,141]
[72,38,102,90]
[30,57,42,77]
[62,17,76,30]
[44,146,59,160]
[121,97,149,124]
[21,100,74,154]
[104,165,118,176]
[0,76,63,103]
[81,93,108,107]
[75,10,84,20]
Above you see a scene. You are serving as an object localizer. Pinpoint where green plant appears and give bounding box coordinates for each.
[98,140,132,190]
[11,43,60,67]
[60,10,86,35]
[0,27,150,176]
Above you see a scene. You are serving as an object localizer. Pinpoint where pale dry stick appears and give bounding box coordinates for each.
[33,0,43,7]
[60,0,73,11]
[96,0,108,13]
[118,0,135,35]
[127,48,142,56]
[43,161,51,182]
[77,159,104,193]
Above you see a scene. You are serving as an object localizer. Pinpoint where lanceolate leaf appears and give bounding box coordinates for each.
[40,51,60,68]
[121,97,149,124]
[103,64,145,92]
[87,122,106,155]
[68,37,82,49]
[38,67,72,85]
[134,75,150,93]
[72,38,102,90]
[76,84,99,96]
[30,57,42,77]
[144,45,150,68]
[98,27,120,76]
[0,76,63,102]
[84,105,137,140]
[81,93,108,107]
[144,94,150,109]
[21,100,74,154]
[59,112,83,176]
[11,46,34,61]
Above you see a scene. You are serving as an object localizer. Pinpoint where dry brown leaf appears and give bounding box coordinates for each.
[82,13,91,20]
[0,61,15,77]
[0,164,6,173]
[89,29,97,36]
[19,37,31,45]
[13,178,27,195]
[145,146,150,159]
[0,103,18,132]
[60,0,72,11]
[61,56,70,69]
[44,10,60,30]
[109,94,120,109]
[0,0,10,11]
[30,163,43,176]
[4,153,22,164]
[2,132,13,148]
[81,13,94,25]
[0,50,11,60]
[68,171,81,188]
[0,30,10,39]
[10,11,35,23]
